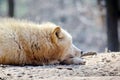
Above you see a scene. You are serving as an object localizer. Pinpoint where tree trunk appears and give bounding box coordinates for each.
[8,0,14,17]
[105,0,119,51]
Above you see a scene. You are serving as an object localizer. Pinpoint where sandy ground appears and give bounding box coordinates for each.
[0,52,120,80]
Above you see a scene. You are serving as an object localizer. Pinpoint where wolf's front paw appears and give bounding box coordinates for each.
[60,57,86,65]
[72,57,86,65]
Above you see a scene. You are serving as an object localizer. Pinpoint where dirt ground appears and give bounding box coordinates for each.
[0,52,120,80]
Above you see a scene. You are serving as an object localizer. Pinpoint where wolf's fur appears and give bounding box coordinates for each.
[0,18,85,65]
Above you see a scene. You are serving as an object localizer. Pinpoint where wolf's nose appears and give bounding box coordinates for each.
[80,51,84,54]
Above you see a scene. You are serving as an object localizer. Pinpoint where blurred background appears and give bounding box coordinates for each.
[0,0,119,52]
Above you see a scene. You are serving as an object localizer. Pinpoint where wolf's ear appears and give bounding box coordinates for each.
[51,27,63,43]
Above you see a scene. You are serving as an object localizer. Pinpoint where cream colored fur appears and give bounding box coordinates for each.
[0,18,85,65]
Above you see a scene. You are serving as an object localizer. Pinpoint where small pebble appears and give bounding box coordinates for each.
[0,77,5,80]
[7,73,11,76]
[106,60,111,63]
[66,67,73,70]
[57,66,73,70]
[17,75,22,77]
[29,76,33,78]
